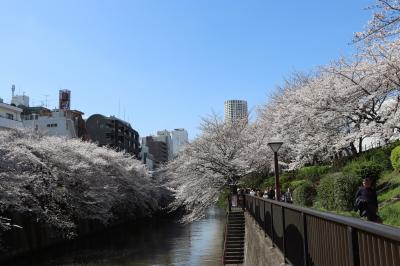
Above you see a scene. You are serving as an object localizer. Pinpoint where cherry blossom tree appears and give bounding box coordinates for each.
[0,130,166,243]
[165,114,271,222]
[354,0,400,44]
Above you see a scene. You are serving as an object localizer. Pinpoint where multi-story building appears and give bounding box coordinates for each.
[141,144,155,170]
[224,100,248,122]
[0,98,23,130]
[86,114,141,158]
[154,130,173,159]
[170,128,188,157]
[140,128,189,170]
[22,108,86,138]
[141,136,168,169]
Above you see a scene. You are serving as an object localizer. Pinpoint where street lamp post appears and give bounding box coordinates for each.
[268,141,283,201]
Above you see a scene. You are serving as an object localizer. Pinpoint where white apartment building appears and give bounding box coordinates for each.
[224,100,248,122]
[0,99,23,130]
[23,109,82,138]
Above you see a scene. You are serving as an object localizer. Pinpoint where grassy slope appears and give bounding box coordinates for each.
[377,171,400,227]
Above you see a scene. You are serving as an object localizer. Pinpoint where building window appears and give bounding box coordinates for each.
[6,113,14,120]
[47,123,58,128]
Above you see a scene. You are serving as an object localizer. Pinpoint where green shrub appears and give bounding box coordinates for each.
[317,175,336,210]
[334,175,361,211]
[293,181,316,207]
[281,170,299,180]
[298,165,331,182]
[343,160,384,181]
[391,145,400,172]
[262,176,275,188]
[217,188,230,209]
[363,149,392,171]
[289,179,308,191]
[280,175,292,191]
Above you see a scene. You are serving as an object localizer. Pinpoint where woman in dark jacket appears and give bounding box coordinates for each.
[354,177,380,222]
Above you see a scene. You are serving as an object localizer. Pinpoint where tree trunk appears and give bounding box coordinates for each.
[349,142,358,155]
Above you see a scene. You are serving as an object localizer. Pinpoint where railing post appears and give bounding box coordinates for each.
[270,202,274,247]
[264,201,267,237]
[282,206,286,261]
[302,212,308,266]
[228,194,231,213]
[347,226,359,266]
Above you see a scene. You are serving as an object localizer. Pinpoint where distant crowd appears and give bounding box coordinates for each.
[239,176,381,223]
[238,187,293,203]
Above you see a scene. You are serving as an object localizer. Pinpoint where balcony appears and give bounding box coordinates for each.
[0,116,23,130]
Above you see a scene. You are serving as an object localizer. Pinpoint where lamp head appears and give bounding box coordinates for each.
[268,141,283,152]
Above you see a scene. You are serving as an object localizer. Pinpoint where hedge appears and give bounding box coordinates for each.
[297,165,331,182]
[293,181,316,207]
[391,145,400,172]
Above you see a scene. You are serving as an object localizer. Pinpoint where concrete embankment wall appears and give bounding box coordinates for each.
[244,212,285,266]
[0,212,108,262]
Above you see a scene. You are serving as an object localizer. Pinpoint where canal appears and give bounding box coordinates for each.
[7,206,226,266]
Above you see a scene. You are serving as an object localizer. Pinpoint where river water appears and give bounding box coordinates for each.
[9,206,226,266]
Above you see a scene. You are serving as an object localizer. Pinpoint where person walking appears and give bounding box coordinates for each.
[267,187,275,200]
[354,177,381,222]
[284,188,293,203]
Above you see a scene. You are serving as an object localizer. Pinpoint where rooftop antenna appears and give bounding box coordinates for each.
[118,99,121,118]
[11,84,15,97]
[44,95,49,108]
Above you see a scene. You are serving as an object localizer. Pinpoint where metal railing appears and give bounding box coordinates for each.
[245,195,400,266]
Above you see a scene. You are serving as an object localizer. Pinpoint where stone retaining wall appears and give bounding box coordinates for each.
[244,212,285,266]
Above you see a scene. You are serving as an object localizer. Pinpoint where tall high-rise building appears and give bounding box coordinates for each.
[224,100,248,122]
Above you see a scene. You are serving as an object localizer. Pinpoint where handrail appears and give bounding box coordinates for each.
[248,195,400,242]
[245,194,400,266]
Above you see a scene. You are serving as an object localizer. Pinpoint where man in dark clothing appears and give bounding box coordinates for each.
[267,187,275,200]
[354,177,380,222]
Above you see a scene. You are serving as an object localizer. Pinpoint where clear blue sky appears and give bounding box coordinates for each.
[0,0,372,139]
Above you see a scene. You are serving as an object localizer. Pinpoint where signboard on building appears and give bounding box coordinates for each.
[59,90,71,110]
